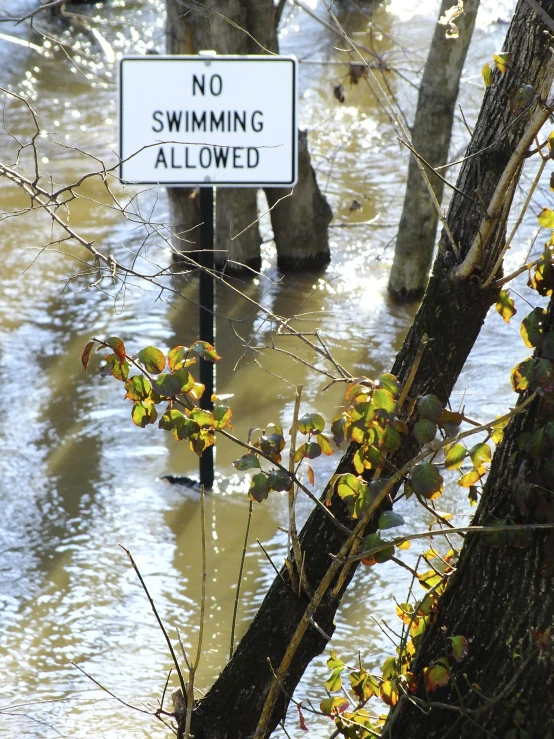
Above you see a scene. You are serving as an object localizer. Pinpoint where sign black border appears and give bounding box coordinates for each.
[119,55,297,188]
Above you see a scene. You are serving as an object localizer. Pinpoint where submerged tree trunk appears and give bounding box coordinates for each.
[265,130,332,271]
[385,306,554,737]
[165,0,331,275]
[166,0,262,273]
[388,0,480,302]
[186,1,554,736]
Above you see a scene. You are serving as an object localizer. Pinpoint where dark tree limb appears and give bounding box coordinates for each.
[185,1,554,736]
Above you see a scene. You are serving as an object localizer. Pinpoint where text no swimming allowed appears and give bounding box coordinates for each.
[154,145,260,169]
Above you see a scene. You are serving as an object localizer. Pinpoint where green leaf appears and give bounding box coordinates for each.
[482,62,492,88]
[417,394,444,423]
[267,469,292,492]
[538,208,554,229]
[382,656,397,681]
[424,663,450,692]
[260,433,286,463]
[153,373,182,397]
[192,340,221,361]
[327,650,345,670]
[445,443,466,470]
[411,463,443,499]
[350,669,380,701]
[458,468,481,487]
[526,427,551,459]
[297,412,325,435]
[382,423,402,453]
[374,541,395,563]
[249,473,270,502]
[378,510,405,530]
[493,51,511,74]
[320,696,349,716]
[439,409,463,436]
[173,368,195,394]
[331,416,346,446]
[131,400,157,428]
[168,345,193,371]
[373,388,396,414]
[101,354,130,382]
[213,405,232,429]
[350,401,375,428]
[304,441,322,459]
[105,336,126,360]
[136,346,166,374]
[233,453,261,471]
[529,252,554,296]
[496,290,517,323]
[450,635,469,663]
[174,419,201,442]
[380,679,400,706]
[542,332,554,360]
[520,308,547,348]
[414,419,437,445]
[378,373,400,397]
[124,375,152,401]
[325,667,344,692]
[362,532,394,563]
[469,442,491,471]
[317,433,333,455]
[82,340,95,370]
[418,569,444,591]
[158,408,185,431]
[336,473,361,499]
[189,408,214,427]
[511,358,534,393]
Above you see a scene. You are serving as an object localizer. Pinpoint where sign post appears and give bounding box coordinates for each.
[198,185,215,489]
[119,54,297,488]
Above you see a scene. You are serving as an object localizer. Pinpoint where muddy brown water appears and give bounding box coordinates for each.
[0,0,538,736]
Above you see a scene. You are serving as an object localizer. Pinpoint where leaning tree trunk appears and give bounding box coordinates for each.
[185,1,554,736]
[385,299,554,738]
[165,0,332,275]
[388,0,480,302]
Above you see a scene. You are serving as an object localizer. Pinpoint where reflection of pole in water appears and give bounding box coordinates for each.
[199,186,215,489]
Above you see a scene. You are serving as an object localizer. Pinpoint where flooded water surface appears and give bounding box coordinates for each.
[0,0,537,736]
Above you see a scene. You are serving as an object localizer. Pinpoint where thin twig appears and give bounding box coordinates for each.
[119,546,187,700]
[230,499,254,659]
[184,484,207,739]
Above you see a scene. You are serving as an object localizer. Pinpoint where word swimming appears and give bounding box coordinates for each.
[154,145,261,170]
[152,109,264,134]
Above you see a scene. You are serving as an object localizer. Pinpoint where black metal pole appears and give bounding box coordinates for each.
[199,186,215,489]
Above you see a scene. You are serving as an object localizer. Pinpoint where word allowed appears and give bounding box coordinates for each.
[154,145,260,170]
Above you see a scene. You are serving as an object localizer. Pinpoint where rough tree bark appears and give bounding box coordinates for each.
[165,0,262,273]
[388,0,480,302]
[265,129,332,271]
[165,0,331,274]
[184,1,554,736]
[385,303,554,738]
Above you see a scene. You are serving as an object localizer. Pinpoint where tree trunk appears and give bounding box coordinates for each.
[385,306,554,738]
[265,130,332,271]
[388,0,480,302]
[186,2,554,736]
[165,0,332,275]
[166,0,262,274]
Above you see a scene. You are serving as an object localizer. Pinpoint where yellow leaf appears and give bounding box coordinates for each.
[493,52,512,74]
[538,208,554,229]
[482,62,492,88]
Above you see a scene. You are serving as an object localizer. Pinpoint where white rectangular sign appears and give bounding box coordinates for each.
[119,55,297,187]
